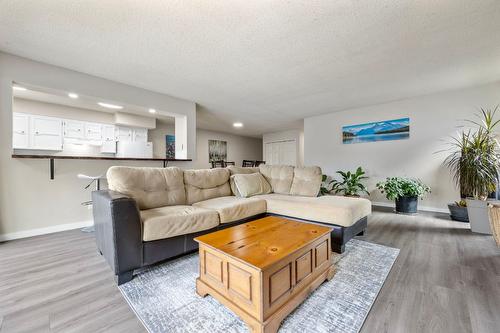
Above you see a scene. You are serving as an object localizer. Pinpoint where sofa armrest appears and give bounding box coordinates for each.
[92,190,142,282]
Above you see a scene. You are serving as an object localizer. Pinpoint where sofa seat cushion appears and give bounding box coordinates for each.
[140,205,219,241]
[256,194,371,227]
[192,196,266,223]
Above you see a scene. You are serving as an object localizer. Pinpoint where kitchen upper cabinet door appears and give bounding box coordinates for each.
[133,128,148,143]
[13,113,30,149]
[85,123,102,141]
[116,126,132,142]
[101,125,116,153]
[31,116,63,151]
[102,125,116,141]
[64,120,85,139]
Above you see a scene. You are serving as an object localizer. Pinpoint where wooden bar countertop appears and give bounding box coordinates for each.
[12,154,192,162]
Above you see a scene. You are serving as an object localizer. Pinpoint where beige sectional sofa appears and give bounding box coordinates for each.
[92,164,371,284]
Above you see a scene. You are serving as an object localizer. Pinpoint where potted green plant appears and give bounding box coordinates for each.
[319,174,332,196]
[330,167,369,197]
[447,200,469,222]
[376,177,431,214]
[320,167,369,197]
[443,107,500,233]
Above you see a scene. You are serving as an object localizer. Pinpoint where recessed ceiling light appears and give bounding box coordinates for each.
[13,86,27,91]
[68,92,79,99]
[149,108,157,114]
[233,122,243,128]
[98,102,123,110]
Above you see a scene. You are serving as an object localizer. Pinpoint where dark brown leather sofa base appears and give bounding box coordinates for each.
[92,190,368,285]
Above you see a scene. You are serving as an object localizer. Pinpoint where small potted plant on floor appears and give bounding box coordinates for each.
[443,107,500,233]
[376,177,431,214]
[447,200,469,222]
[320,167,369,197]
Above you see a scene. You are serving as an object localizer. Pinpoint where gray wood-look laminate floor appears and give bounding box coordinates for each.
[1,210,499,333]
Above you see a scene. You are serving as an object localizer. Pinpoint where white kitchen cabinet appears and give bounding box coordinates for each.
[102,125,116,141]
[13,113,30,149]
[116,126,133,142]
[30,115,63,151]
[101,125,116,153]
[64,120,85,139]
[133,128,148,143]
[85,123,102,141]
[116,126,148,143]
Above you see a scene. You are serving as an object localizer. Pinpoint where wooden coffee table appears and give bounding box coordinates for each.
[194,216,335,333]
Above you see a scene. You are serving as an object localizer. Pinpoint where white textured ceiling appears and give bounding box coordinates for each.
[1,1,500,137]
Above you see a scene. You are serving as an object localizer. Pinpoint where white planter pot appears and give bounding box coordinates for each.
[466,199,492,234]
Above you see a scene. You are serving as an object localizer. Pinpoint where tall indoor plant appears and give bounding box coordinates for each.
[376,177,431,214]
[444,107,500,233]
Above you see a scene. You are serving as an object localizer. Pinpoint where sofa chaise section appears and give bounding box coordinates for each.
[256,193,370,252]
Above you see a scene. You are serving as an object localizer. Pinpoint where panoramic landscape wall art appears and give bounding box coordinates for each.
[342,117,410,144]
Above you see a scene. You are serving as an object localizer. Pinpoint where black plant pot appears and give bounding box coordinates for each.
[395,196,418,214]
[447,204,469,222]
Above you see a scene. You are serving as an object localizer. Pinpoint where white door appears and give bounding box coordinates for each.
[264,140,297,166]
[31,116,63,150]
[85,123,102,141]
[116,126,132,142]
[280,140,297,166]
[63,120,85,139]
[101,125,116,153]
[133,128,148,143]
[13,113,29,149]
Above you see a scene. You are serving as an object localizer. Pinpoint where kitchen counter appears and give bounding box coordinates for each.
[12,154,192,179]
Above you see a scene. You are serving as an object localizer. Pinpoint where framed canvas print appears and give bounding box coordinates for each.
[208,139,227,162]
[342,117,410,144]
[165,135,175,158]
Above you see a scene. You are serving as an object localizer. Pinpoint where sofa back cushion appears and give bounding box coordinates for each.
[227,165,260,175]
[290,166,322,197]
[107,166,186,210]
[231,173,272,198]
[184,168,232,204]
[259,165,294,194]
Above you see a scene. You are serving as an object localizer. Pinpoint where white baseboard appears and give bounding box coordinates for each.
[0,220,93,242]
[371,201,449,214]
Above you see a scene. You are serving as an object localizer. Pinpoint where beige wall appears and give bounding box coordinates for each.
[0,52,196,239]
[304,81,500,212]
[150,121,263,169]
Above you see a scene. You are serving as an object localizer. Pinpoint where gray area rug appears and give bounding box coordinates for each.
[119,239,399,333]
